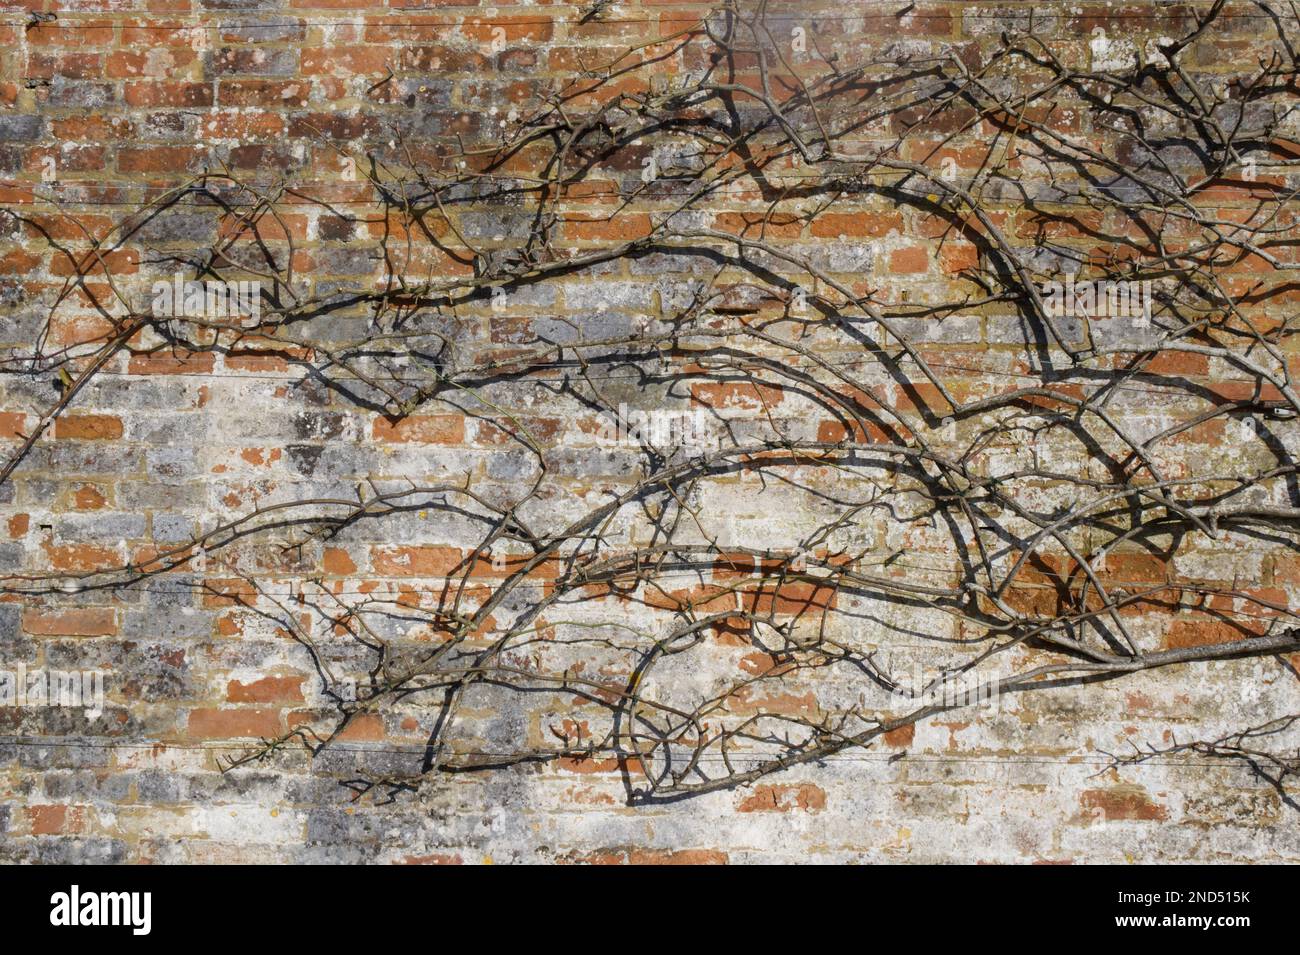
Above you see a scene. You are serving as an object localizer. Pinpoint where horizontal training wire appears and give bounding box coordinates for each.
[0,734,1276,771]
[9,565,1297,627]
[0,345,1267,401]
[0,174,1289,208]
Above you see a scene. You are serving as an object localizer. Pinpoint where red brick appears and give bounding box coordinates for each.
[460,16,554,43]
[370,545,464,577]
[0,412,26,439]
[810,211,904,238]
[128,352,215,376]
[737,783,827,812]
[22,608,117,636]
[118,145,205,173]
[43,543,121,573]
[714,211,803,239]
[565,212,655,242]
[322,547,356,575]
[643,583,736,614]
[123,82,213,108]
[54,414,122,440]
[372,415,465,444]
[301,47,393,76]
[1163,618,1251,650]
[188,708,283,739]
[227,676,305,704]
[883,723,916,748]
[1080,786,1168,822]
[625,849,728,865]
[25,805,86,836]
[890,245,931,273]
[691,381,785,411]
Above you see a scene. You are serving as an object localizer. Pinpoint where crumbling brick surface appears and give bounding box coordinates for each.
[0,2,1298,863]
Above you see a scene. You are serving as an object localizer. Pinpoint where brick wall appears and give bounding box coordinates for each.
[1,1,1299,863]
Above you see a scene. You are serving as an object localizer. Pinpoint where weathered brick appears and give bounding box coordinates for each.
[54,414,123,441]
[21,608,117,637]
[0,2,1293,870]
[187,708,284,739]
